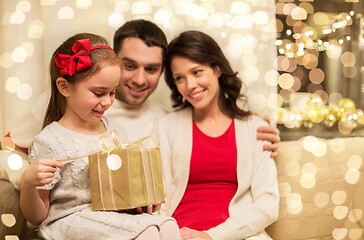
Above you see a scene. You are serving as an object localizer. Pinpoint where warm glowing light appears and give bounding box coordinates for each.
[1,214,16,227]
[285,161,300,177]
[345,169,360,184]
[21,42,34,57]
[348,155,362,169]
[28,19,44,39]
[107,154,122,170]
[314,192,330,207]
[300,175,316,189]
[40,0,56,5]
[232,15,252,29]
[331,191,347,205]
[333,206,349,220]
[349,229,363,240]
[286,193,302,214]
[58,6,74,19]
[76,0,92,9]
[16,1,31,12]
[279,73,294,89]
[131,1,152,14]
[115,0,130,12]
[154,9,170,27]
[348,209,363,222]
[191,6,208,20]
[230,1,251,15]
[265,70,279,86]
[303,135,318,152]
[5,77,20,93]
[10,11,25,24]
[309,68,325,84]
[291,7,307,20]
[0,53,13,68]
[17,83,32,100]
[207,13,224,28]
[12,47,27,63]
[341,52,356,67]
[278,182,291,198]
[108,12,124,28]
[253,11,269,25]
[332,228,348,240]
[7,154,23,171]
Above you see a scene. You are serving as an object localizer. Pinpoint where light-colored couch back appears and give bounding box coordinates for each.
[266,137,364,240]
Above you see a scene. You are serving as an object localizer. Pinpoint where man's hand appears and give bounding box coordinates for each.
[135,201,162,214]
[257,115,281,158]
[180,227,213,240]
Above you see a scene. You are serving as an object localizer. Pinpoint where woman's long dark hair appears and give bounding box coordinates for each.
[43,33,119,128]
[164,30,251,119]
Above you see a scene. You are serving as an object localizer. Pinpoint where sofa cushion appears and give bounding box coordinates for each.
[266,137,364,240]
[0,149,29,190]
[0,180,36,239]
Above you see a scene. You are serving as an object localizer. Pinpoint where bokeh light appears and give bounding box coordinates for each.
[28,19,44,39]
[230,1,251,15]
[58,6,74,19]
[76,0,92,9]
[131,1,152,14]
[40,0,56,5]
[286,193,303,214]
[16,1,31,12]
[332,228,348,240]
[12,47,27,63]
[285,161,300,177]
[115,0,130,12]
[10,11,25,24]
[348,209,363,222]
[333,206,349,220]
[348,229,363,240]
[17,83,33,100]
[314,192,330,207]
[1,214,16,227]
[5,77,21,93]
[108,12,125,28]
[106,154,122,171]
[7,154,24,171]
[0,53,13,68]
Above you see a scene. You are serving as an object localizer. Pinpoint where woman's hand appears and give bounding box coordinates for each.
[257,115,281,158]
[180,227,213,240]
[21,158,63,187]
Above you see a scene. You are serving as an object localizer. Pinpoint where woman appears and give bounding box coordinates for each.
[158,30,279,240]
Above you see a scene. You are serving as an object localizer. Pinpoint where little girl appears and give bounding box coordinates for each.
[20,33,180,240]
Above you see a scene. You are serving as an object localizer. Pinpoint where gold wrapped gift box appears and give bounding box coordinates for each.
[89,146,165,211]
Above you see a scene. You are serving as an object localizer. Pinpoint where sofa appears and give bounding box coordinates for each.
[1,136,364,240]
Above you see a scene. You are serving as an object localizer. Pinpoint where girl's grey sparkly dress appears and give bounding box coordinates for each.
[28,118,173,240]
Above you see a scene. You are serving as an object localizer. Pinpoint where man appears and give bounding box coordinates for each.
[106,19,280,155]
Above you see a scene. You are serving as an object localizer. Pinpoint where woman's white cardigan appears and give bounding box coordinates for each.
[158,108,279,240]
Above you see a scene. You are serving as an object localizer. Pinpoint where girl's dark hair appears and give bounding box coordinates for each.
[164,30,251,119]
[113,19,167,69]
[43,33,119,128]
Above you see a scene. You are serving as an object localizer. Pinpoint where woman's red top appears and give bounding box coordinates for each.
[172,120,238,230]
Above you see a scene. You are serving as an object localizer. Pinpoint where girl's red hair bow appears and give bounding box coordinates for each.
[55,39,113,77]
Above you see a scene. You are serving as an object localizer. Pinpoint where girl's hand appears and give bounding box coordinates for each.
[180,227,213,240]
[257,115,281,158]
[136,201,162,214]
[21,159,63,187]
